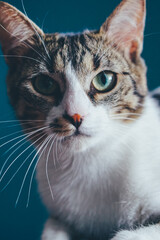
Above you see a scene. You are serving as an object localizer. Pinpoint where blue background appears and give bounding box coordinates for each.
[0,0,160,239]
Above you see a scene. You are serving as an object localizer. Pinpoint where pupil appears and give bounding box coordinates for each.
[101,74,107,85]
[42,80,51,89]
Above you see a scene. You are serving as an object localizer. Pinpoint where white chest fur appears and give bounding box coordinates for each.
[37,97,160,235]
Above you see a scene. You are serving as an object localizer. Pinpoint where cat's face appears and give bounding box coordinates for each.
[0,0,147,152]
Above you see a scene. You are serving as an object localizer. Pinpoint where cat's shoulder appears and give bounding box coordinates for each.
[150,87,160,107]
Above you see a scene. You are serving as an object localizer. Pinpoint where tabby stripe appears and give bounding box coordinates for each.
[79,34,92,53]
[130,77,145,99]
[93,54,101,70]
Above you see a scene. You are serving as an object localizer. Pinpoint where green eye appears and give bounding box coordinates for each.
[92,71,117,92]
[32,75,59,96]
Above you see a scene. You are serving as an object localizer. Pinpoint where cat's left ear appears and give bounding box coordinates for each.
[100,0,146,62]
[0,2,44,61]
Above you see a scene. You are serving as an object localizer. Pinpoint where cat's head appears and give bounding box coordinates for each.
[0,0,147,152]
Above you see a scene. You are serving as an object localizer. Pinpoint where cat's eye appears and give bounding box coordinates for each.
[32,75,59,96]
[92,71,117,93]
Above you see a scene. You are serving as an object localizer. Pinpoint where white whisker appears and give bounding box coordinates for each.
[0,120,44,123]
[0,126,47,148]
[15,135,51,206]
[0,23,47,62]
[21,0,51,62]
[0,129,45,176]
[0,55,42,64]
[26,135,53,207]
[0,133,46,192]
[45,135,57,201]
[0,125,40,140]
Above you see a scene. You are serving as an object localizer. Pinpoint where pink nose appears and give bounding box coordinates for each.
[71,114,82,129]
[72,114,82,123]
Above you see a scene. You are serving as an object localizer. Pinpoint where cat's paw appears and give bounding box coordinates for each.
[111,230,151,240]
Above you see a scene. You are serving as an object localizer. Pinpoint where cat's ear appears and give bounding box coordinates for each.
[0,2,44,59]
[100,0,146,62]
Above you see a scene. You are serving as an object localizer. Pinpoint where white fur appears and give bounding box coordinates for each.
[42,219,69,240]
[37,79,160,240]
[62,62,91,117]
[112,225,160,240]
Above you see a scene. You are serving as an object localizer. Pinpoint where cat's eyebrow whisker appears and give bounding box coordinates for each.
[0,126,48,148]
[21,0,51,63]
[26,135,53,207]
[0,130,45,177]
[41,10,50,32]
[0,133,46,192]
[15,135,52,207]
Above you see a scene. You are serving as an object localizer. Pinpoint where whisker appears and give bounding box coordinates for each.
[15,135,51,206]
[54,135,59,169]
[0,133,46,192]
[4,121,43,128]
[0,23,47,62]
[0,120,44,123]
[0,128,47,181]
[21,0,51,62]
[41,10,50,31]
[0,126,47,148]
[0,55,42,64]
[144,32,160,38]
[0,125,41,140]
[0,129,45,176]
[26,135,53,207]
[45,135,57,202]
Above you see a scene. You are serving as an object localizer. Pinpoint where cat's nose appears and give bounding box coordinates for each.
[72,114,82,129]
[64,113,82,129]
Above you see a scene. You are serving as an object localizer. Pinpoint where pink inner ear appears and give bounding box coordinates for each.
[100,0,146,59]
[129,40,139,62]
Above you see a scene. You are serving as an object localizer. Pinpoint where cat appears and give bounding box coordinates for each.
[0,0,160,239]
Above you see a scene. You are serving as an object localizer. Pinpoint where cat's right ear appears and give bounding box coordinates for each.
[0,1,44,62]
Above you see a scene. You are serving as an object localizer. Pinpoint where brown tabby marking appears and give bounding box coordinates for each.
[0,0,147,140]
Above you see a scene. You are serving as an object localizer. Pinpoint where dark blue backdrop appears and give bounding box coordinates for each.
[0,0,160,239]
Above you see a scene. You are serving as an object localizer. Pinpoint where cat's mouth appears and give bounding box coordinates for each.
[48,117,91,139]
[61,130,91,140]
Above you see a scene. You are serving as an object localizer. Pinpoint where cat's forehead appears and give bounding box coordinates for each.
[45,32,130,77]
